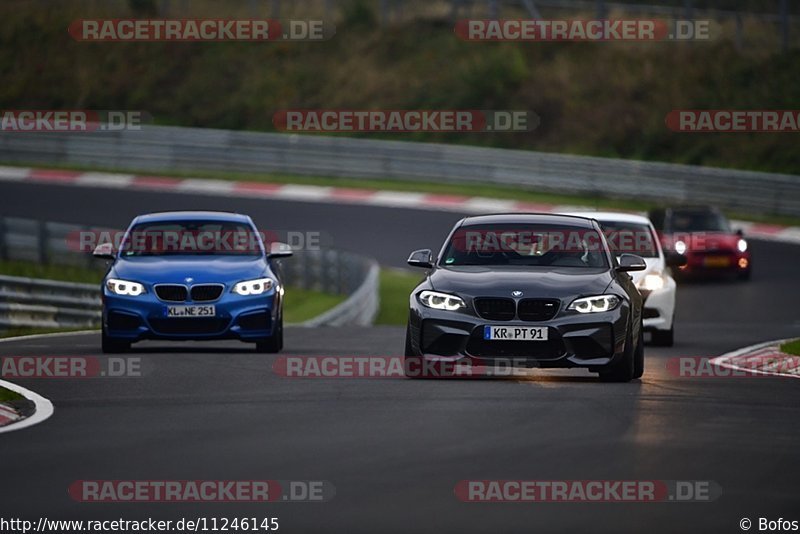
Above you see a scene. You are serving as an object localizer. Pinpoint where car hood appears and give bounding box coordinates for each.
[429,266,614,299]
[111,256,268,284]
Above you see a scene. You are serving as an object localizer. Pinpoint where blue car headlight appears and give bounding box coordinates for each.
[106,278,146,296]
[232,277,274,296]
[568,295,620,313]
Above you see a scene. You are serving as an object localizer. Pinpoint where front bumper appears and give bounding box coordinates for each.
[103,289,278,342]
[639,279,676,332]
[678,250,751,276]
[408,305,631,370]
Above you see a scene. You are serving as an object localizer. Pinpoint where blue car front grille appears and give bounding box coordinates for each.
[155,285,188,302]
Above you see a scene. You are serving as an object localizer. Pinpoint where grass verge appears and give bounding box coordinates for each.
[0,387,23,403]
[284,289,346,324]
[780,339,800,357]
[376,269,423,325]
[0,259,103,284]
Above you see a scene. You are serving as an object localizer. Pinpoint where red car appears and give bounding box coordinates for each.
[649,206,751,280]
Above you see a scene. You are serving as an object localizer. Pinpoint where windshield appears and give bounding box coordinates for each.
[669,211,731,233]
[120,220,263,257]
[598,221,659,258]
[440,224,609,268]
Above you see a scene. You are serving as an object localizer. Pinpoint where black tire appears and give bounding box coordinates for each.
[599,325,635,383]
[651,327,674,347]
[633,324,645,379]
[101,325,130,354]
[404,324,424,379]
[738,268,751,281]
[256,316,283,353]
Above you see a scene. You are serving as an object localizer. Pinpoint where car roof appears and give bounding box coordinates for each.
[132,211,252,224]
[459,213,597,228]
[559,211,652,225]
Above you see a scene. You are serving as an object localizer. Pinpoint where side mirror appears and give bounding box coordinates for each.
[407,249,433,269]
[665,251,688,268]
[268,242,293,258]
[616,253,647,272]
[92,242,115,260]
[735,228,744,237]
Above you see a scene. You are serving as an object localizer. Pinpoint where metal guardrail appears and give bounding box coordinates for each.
[0,217,379,329]
[0,126,798,217]
[0,275,100,330]
[300,261,380,327]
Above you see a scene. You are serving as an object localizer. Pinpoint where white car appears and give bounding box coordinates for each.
[560,211,680,346]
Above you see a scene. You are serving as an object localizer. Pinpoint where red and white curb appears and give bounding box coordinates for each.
[1,165,799,245]
[711,339,800,379]
[0,331,65,433]
[0,403,21,426]
[0,379,54,433]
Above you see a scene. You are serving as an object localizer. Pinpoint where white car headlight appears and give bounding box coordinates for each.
[568,295,620,313]
[638,274,665,291]
[737,238,748,252]
[106,278,146,296]
[418,290,465,311]
[674,240,687,255]
[232,277,274,296]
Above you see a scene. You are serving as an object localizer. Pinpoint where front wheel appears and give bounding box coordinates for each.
[632,324,645,379]
[599,326,635,383]
[101,324,130,354]
[256,317,283,353]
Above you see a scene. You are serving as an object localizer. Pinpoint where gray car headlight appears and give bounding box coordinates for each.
[106,278,146,296]
[232,277,274,296]
[418,290,466,311]
[568,295,620,313]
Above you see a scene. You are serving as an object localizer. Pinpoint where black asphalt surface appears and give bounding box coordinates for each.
[2,181,800,533]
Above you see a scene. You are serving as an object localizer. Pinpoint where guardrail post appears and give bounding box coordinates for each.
[0,217,6,261]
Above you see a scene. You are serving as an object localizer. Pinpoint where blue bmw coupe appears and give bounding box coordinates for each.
[93,211,292,353]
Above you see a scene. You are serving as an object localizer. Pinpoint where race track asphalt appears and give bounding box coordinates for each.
[1,181,799,533]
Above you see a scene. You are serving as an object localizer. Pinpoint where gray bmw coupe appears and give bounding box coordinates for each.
[405,213,646,382]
